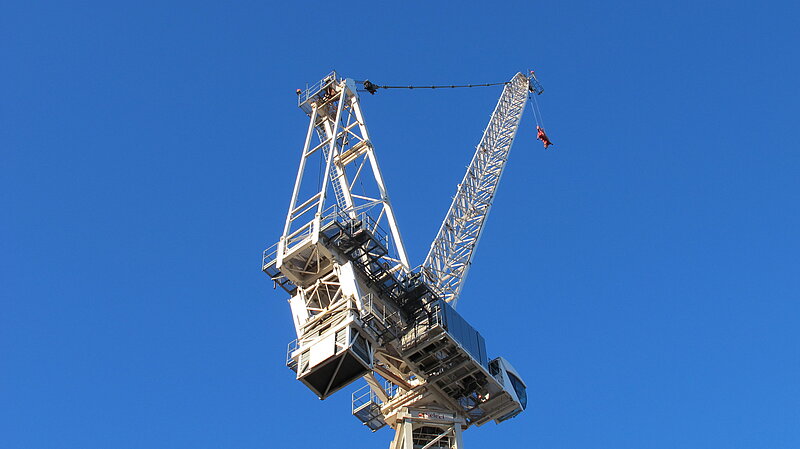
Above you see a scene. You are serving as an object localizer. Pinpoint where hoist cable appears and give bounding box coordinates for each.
[529,92,546,129]
[528,94,540,127]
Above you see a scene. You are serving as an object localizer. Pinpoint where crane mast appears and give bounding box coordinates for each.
[263,71,538,449]
[423,73,534,307]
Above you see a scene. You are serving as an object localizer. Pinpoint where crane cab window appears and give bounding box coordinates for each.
[508,373,527,410]
[489,360,500,376]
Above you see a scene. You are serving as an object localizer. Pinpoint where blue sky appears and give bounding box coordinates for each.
[2,1,799,448]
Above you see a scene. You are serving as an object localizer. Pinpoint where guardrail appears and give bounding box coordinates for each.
[263,204,398,267]
[286,338,300,372]
[351,380,397,412]
[401,299,446,349]
[262,204,342,269]
[352,383,378,412]
[360,293,404,342]
[262,204,403,296]
[298,71,338,107]
[262,241,279,270]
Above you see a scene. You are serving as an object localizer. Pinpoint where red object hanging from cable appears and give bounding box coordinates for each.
[536,126,553,149]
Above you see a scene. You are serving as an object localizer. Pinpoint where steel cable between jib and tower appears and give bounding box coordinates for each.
[356,79,512,93]
[353,74,554,149]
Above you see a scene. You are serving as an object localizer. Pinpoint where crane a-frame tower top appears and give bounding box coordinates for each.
[263,71,541,449]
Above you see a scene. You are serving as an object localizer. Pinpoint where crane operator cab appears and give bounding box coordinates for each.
[487,357,528,422]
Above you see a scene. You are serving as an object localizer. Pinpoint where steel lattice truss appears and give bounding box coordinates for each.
[422,73,531,307]
[278,73,410,271]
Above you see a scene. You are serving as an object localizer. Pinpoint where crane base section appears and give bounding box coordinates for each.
[389,407,465,449]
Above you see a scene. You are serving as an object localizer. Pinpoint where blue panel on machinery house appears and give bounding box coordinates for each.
[438,300,488,367]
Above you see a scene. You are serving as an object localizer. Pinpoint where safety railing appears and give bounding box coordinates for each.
[352,383,379,413]
[318,207,401,271]
[262,204,402,294]
[351,380,397,413]
[327,208,391,252]
[262,241,279,270]
[298,71,339,107]
[351,382,388,431]
[400,299,446,350]
[263,204,342,266]
[286,338,300,372]
[283,219,315,250]
[529,76,544,95]
[262,241,297,294]
[360,293,403,341]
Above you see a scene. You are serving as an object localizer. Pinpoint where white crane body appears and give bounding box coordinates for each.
[263,71,537,448]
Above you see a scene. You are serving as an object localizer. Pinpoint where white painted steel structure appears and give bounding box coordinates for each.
[422,73,532,308]
[263,71,539,449]
[277,72,409,274]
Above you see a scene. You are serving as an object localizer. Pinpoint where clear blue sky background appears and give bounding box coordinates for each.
[2,1,799,448]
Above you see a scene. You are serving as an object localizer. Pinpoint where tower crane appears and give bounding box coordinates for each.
[263,71,544,449]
